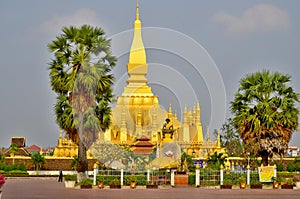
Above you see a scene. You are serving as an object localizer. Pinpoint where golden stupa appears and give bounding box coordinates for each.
[101,1,224,159]
[52,1,224,160]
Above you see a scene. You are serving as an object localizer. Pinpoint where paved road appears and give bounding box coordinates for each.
[1,178,300,199]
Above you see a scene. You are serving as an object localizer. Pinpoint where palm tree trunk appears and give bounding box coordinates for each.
[260,150,269,166]
[77,112,88,182]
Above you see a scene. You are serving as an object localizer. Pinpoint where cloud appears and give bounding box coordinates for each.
[212,4,290,33]
[42,8,107,35]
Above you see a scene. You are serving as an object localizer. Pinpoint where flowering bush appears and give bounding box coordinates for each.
[0,175,5,185]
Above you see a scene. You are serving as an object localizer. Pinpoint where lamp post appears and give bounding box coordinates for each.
[246,152,250,185]
[247,152,250,168]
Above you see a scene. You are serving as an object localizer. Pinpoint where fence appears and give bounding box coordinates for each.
[196,168,261,187]
[93,168,264,187]
[94,169,170,186]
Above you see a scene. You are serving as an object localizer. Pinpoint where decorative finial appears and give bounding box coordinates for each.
[217,129,221,147]
[168,104,173,119]
[136,0,140,20]
[206,126,210,141]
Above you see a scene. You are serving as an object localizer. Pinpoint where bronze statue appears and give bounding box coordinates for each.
[162,118,174,139]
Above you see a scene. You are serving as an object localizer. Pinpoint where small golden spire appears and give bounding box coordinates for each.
[168,104,173,119]
[217,129,221,148]
[136,0,139,20]
[206,126,210,141]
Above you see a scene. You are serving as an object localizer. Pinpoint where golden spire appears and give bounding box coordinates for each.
[217,129,221,148]
[136,0,139,20]
[206,126,211,141]
[168,104,173,119]
[128,0,146,65]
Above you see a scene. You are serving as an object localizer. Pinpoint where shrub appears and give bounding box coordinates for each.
[295,162,300,172]
[223,174,233,185]
[4,165,11,172]
[275,161,284,172]
[238,175,246,183]
[188,173,195,185]
[287,161,295,172]
[77,178,93,186]
[64,174,77,181]
[7,170,28,174]
[110,178,120,185]
[97,175,119,185]
[19,162,27,171]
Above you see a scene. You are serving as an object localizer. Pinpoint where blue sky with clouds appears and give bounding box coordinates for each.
[0,0,300,148]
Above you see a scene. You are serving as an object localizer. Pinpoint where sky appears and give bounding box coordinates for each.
[0,0,300,148]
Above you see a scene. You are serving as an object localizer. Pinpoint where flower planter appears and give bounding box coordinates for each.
[110,185,121,189]
[250,185,263,189]
[281,184,293,189]
[64,181,76,188]
[98,182,104,189]
[130,182,136,189]
[80,184,92,189]
[146,184,158,189]
[295,182,300,189]
[220,185,232,189]
[239,182,247,189]
[273,182,280,189]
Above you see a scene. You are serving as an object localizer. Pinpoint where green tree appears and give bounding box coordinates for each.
[180,152,194,171]
[207,151,226,169]
[70,155,78,171]
[220,119,244,157]
[10,143,19,164]
[48,25,116,181]
[31,154,45,170]
[231,70,299,166]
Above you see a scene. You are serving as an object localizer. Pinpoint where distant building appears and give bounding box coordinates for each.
[2,137,30,157]
[26,145,41,155]
[286,146,299,157]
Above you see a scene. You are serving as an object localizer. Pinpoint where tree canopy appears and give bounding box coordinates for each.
[48,25,116,179]
[231,70,299,165]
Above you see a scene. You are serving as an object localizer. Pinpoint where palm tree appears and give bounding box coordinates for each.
[31,154,45,170]
[48,25,116,181]
[231,70,299,166]
[207,151,226,169]
[10,143,19,164]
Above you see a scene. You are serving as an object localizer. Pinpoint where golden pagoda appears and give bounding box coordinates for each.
[101,1,223,159]
[53,130,92,158]
[103,1,172,144]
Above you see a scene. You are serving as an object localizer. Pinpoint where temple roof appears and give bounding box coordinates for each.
[11,137,26,147]
[26,145,41,152]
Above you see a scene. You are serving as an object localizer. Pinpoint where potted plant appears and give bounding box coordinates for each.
[271,176,282,189]
[129,176,137,189]
[250,180,263,189]
[64,174,77,188]
[146,180,158,189]
[221,174,232,189]
[281,178,294,189]
[110,178,121,189]
[238,175,247,189]
[293,175,300,189]
[78,178,93,189]
[97,175,105,189]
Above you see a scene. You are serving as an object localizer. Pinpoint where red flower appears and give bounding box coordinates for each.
[0,175,5,185]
